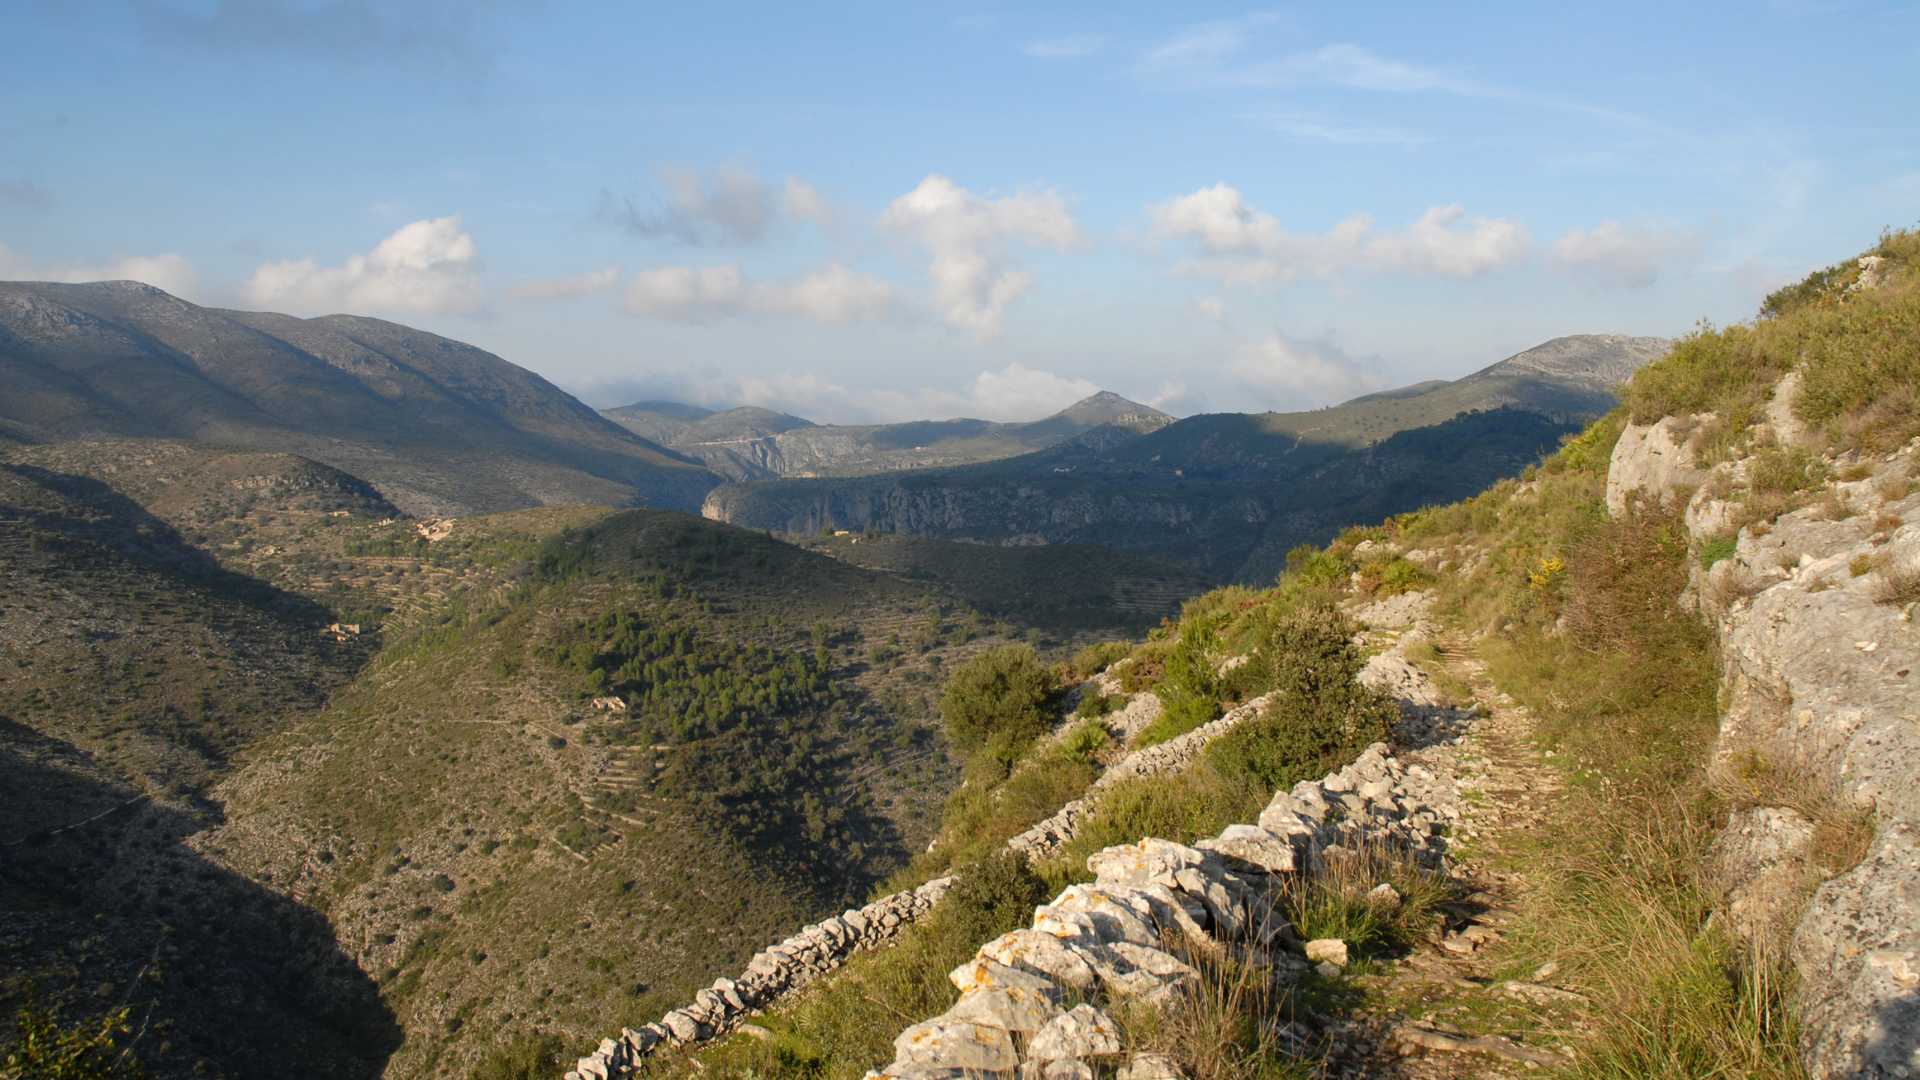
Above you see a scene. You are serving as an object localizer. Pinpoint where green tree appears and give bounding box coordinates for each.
[939,644,1056,754]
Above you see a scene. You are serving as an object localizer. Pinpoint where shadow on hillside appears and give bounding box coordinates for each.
[2,462,342,626]
[0,719,402,1078]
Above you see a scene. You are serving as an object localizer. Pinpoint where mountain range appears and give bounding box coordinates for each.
[602,390,1173,481]
[700,334,1670,581]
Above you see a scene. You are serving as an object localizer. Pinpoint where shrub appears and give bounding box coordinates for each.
[937,850,1049,950]
[1073,691,1121,720]
[1139,615,1224,747]
[938,645,1057,755]
[1061,718,1110,762]
[1067,640,1130,680]
[1209,603,1395,792]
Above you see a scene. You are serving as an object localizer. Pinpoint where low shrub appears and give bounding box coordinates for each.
[938,644,1057,756]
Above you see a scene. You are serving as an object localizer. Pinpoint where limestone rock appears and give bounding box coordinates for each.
[1305,939,1349,968]
[977,929,1100,992]
[1088,838,1210,890]
[1607,414,1711,516]
[1027,1003,1123,1063]
[891,1016,1020,1072]
[1707,806,1817,948]
[945,984,1062,1034]
[1118,1053,1186,1079]
[1196,823,1296,875]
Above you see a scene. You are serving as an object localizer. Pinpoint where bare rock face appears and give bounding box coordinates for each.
[1606,414,1712,516]
[1794,820,1920,1078]
[1707,807,1817,950]
[1609,376,1920,1079]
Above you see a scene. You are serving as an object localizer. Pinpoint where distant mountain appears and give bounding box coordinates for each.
[604,391,1174,481]
[701,334,1670,582]
[0,280,720,515]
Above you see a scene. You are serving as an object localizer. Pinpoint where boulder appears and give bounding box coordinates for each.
[1196,823,1297,875]
[1305,939,1349,968]
[978,929,1100,992]
[1118,1053,1186,1079]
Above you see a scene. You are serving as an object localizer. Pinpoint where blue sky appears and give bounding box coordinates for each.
[3,2,1917,422]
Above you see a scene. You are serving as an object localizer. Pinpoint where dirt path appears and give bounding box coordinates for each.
[1325,635,1582,1078]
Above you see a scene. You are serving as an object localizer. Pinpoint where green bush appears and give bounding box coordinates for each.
[1073,691,1121,720]
[939,644,1057,755]
[1061,719,1110,762]
[1697,535,1738,570]
[1139,615,1225,746]
[1066,640,1130,680]
[938,850,1050,949]
[1209,603,1395,792]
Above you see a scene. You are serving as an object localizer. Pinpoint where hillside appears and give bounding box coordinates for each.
[0,281,720,516]
[700,336,1664,582]
[0,439,1197,1079]
[605,391,1173,481]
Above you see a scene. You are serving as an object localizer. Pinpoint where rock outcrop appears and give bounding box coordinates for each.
[861,742,1459,1077]
[1610,397,1920,1078]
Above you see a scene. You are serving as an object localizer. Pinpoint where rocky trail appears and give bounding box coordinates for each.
[1328,634,1582,1078]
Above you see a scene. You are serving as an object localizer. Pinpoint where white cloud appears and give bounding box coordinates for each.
[1022,34,1105,59]
[1193,296,1226,321]
[1230,332,1382,407]
[244,215,483,315]
[0,242,200,298]
[1150,183,1528,282]
[970,363,1100,417]
[1550,221,1703,288]
[621,262,891,323]
[506,265,621,302]
[880,174,1080,338]
[783,177,834,226]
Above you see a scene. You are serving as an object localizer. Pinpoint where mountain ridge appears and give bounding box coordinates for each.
[0,280,719,516]
[604,391,1173,481]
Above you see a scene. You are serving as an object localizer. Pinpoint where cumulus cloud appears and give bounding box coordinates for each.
[1022,34,1105,59]
[243,214,483,315]
[0,242,199,298]
[1550,221,1703,288]
[506,265,621,302]
[880,174,1080,338]
[1150,183,1528,282]
[621,262,891,323]
[1229,332,1383,407]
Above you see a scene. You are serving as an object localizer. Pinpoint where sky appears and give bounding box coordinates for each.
[3,2,1917,424]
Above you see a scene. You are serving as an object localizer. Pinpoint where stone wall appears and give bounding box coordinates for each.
[564,683,1290,1078]
[863,742,1458,1077]
[1609,404,1920,1078]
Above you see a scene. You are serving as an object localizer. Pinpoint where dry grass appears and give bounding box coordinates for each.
[1116,926,1317,1080]
[1871,558,1920,606]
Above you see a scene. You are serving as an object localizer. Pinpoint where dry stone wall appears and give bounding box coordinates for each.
[862,742,1459,1078]
[1610,404,1920,1079]
[565,683,1287,1078]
